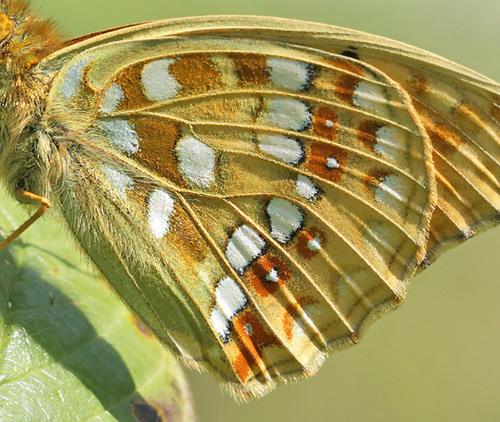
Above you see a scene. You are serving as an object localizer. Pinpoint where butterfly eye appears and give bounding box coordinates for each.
[0,13,13,42]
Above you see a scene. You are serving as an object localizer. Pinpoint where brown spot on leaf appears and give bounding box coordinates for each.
[130,400,164,422]
[131,317,153,339]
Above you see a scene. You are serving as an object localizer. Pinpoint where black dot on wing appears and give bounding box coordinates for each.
[340,47,360,60]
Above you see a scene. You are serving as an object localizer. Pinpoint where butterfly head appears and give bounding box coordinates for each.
[0,0,27,40]
[0,1,61,70]
[0,13,13,43]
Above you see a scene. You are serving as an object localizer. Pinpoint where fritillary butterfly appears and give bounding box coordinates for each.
[0,0,499,401]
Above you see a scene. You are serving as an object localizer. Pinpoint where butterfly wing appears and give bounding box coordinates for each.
[139,15,500,266]
[323,35,500,266]
[61,14,498,266]
[34,16,499,398]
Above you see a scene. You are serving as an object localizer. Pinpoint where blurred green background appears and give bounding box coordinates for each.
[30,0,500,421]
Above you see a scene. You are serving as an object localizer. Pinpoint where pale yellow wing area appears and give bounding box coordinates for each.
[360,62,500,266]
[36,17,441,399]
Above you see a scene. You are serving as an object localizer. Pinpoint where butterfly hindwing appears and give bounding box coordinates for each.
[35,16,500,398]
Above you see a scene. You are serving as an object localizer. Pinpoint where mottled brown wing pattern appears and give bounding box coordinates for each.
[40,30,435,398]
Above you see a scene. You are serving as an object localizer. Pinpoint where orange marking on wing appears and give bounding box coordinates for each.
[357,120,381,151]
[169,53,224,94]
[130,116,185,185]
[304,142,348,183]
[234,311,280,347]
[232,351,253,383]
[408,71,429,95]
[232,310,280,382]
[282,297,317,341]
[425,119,463,156]
[312,106,339,140]
[453,102,485,134]
[227,53,269,87]
[114,63,152,110]
[296,227,327,259]
[248,254,291,297]
[335,74,360,106]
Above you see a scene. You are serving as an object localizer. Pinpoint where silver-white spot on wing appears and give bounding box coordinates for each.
[100,83,124,114]
[267,57,310,91]
[175,135,216,188]
[296,175,318,200]
[210,277,247,340]
[148,189,175,239]
[102,166,133,198]
[374,126,408,160]
[99,118,140,155]
[257,134,303,164]
[225,225,266,274]
[141,58,181,102]
[266,198,303,244]
[353,81,388,114]
[266,97,311,131]
[60,57,90,99]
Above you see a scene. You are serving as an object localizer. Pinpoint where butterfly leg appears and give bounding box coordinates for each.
[0,190,51,252]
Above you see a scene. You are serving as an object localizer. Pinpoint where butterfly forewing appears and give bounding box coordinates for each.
[38,24,436,397]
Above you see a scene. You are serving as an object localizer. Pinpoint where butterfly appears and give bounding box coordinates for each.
[0,0,499,401]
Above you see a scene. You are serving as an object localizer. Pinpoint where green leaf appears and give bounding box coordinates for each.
[0,188,196,422]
